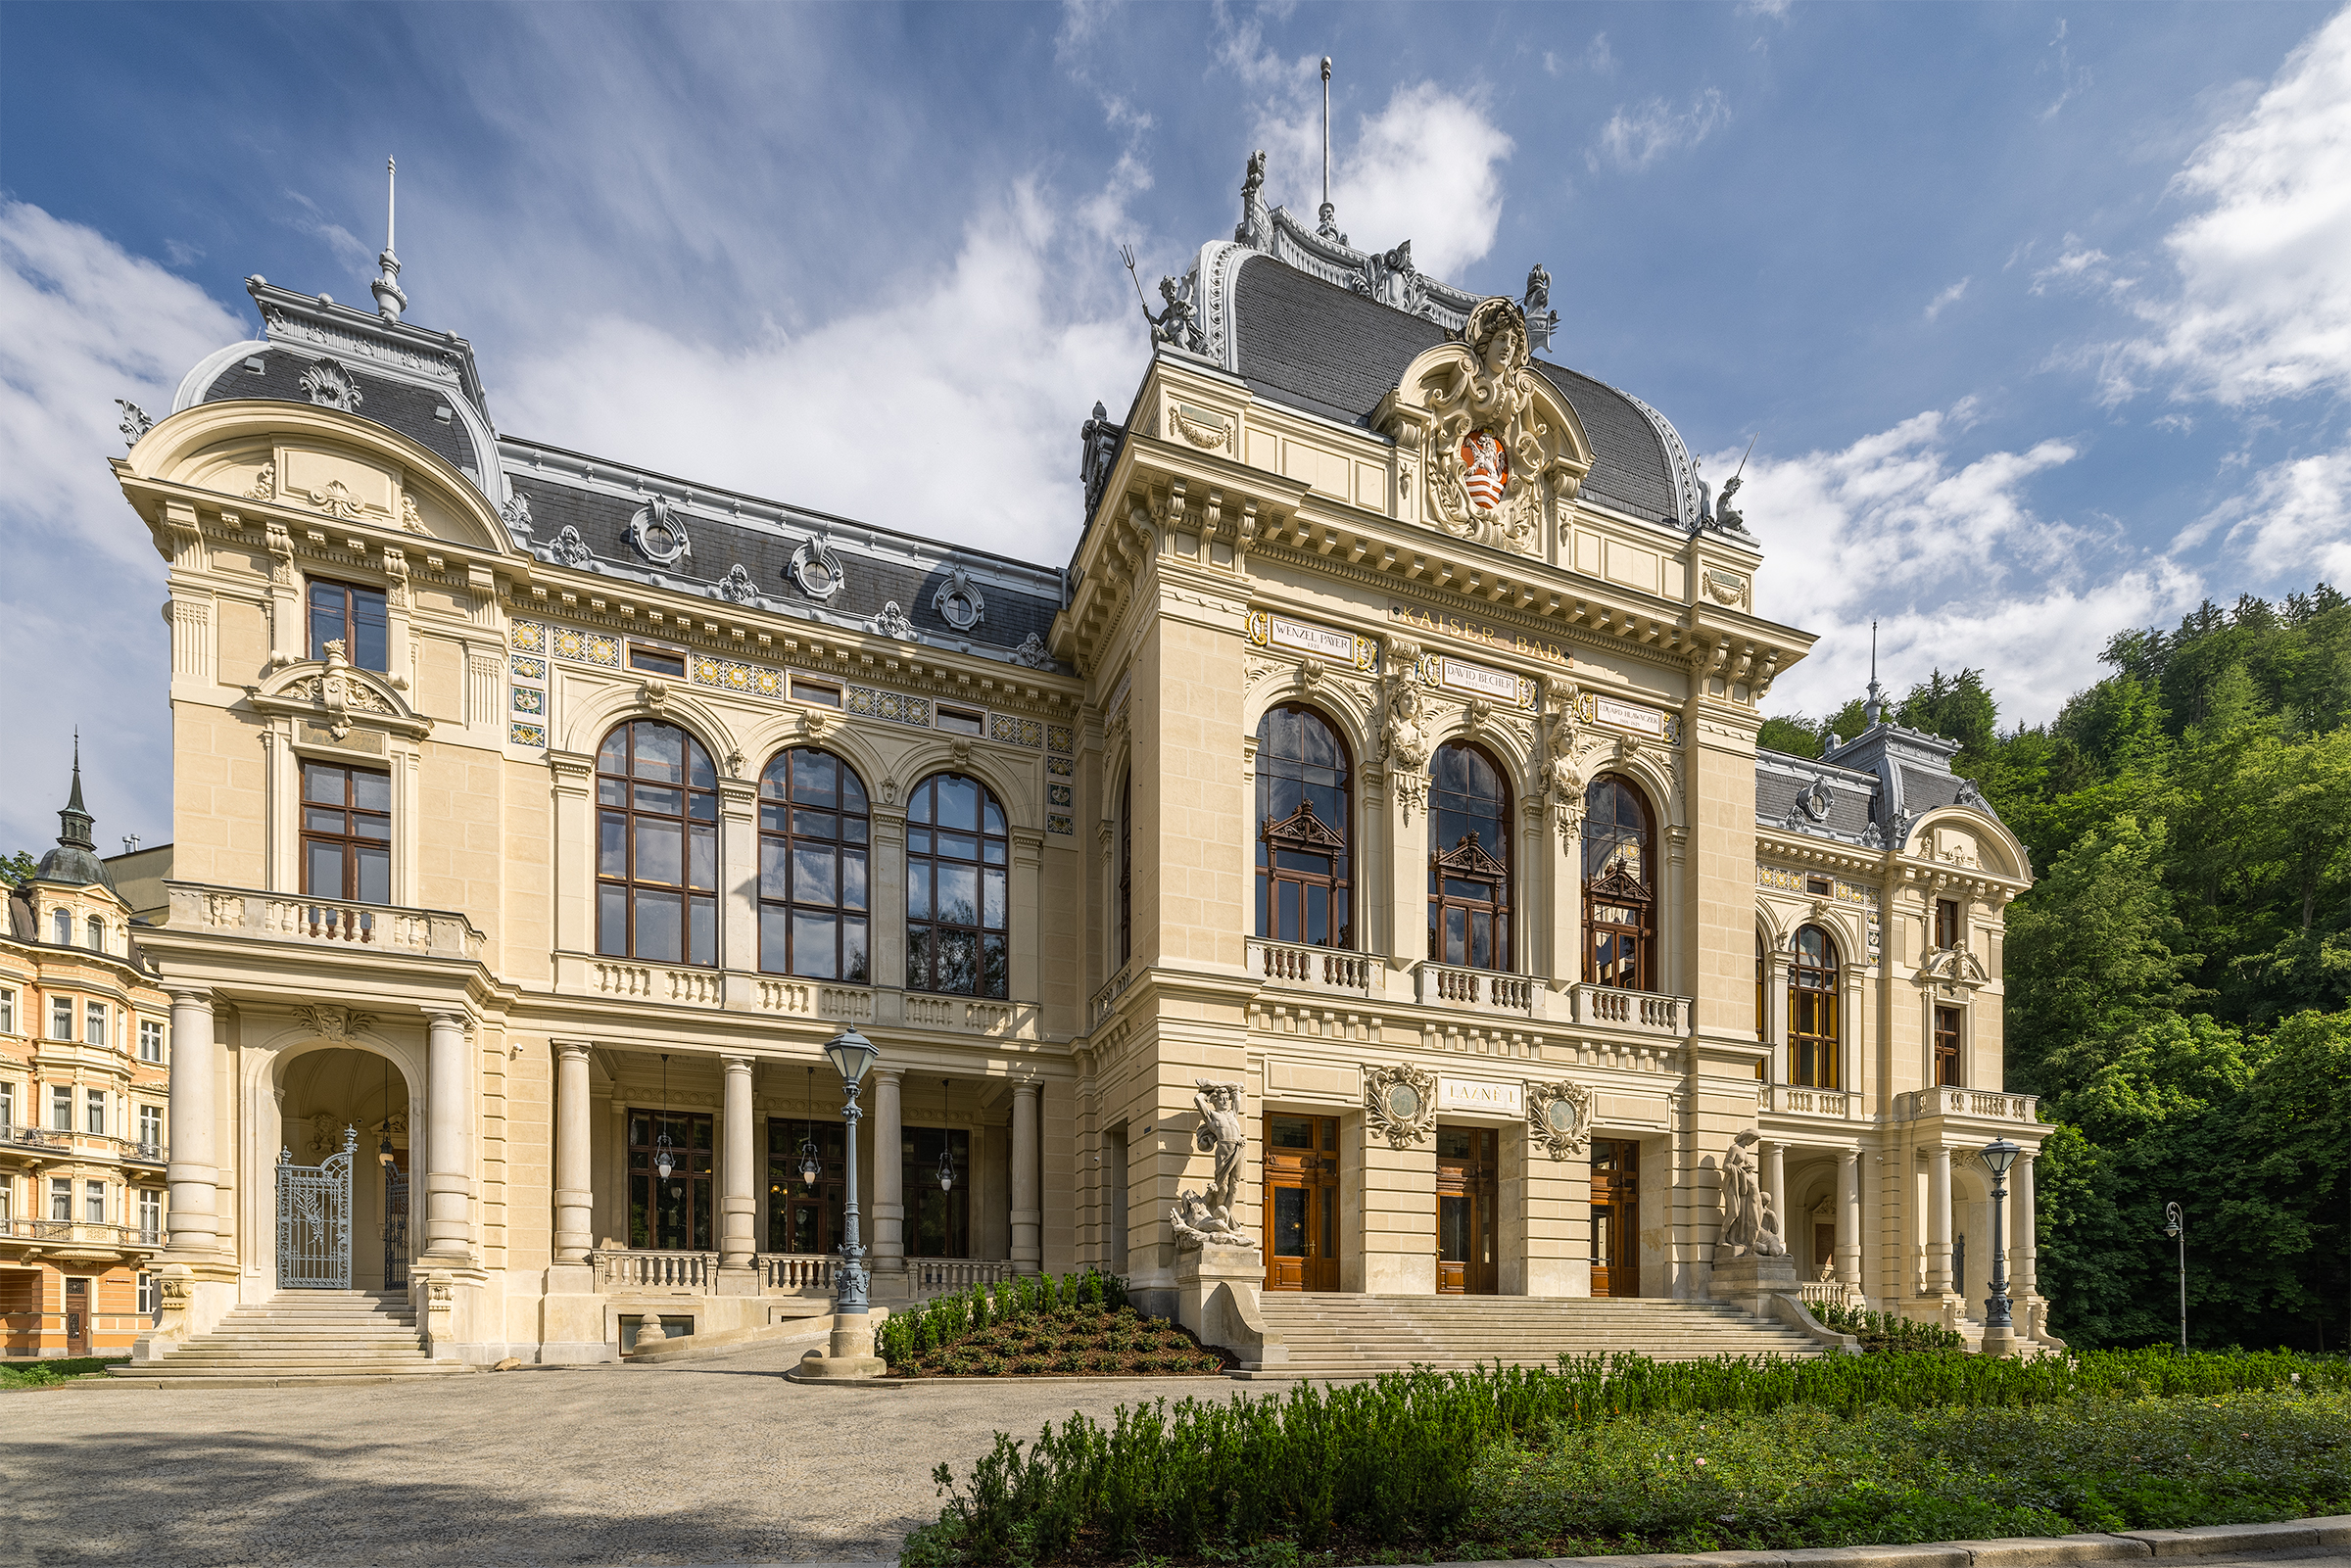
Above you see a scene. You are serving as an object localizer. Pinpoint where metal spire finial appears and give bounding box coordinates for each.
[371,155,408,322]
[1863,618,1884,728]
[1318,57,1341,242]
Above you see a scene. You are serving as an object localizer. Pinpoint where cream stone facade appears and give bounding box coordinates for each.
[109,160,2056,1370]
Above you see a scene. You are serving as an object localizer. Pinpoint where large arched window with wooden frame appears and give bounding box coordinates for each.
[1789,925,1842,1088]
[757,747,870,981]
[1581,775,1654,990]
[1255,704,1352,949]
[1427,739,1511,972]
[597,719,718,965]
[906,772,1009,998]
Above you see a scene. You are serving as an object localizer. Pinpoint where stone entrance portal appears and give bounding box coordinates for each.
[1592,1138,1641,1297]
[1435,1124,1497,1295]
[1262,1114,1340,1292]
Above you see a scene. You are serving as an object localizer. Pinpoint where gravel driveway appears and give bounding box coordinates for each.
[2,1346,1259,1566]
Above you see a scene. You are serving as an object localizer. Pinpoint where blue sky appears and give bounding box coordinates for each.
[4,1,2348,855]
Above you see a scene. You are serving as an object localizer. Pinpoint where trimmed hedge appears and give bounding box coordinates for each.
[906,1348,2351,1565]
[877,1268,1128,1369]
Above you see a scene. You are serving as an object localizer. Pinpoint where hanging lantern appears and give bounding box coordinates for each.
[936,1076,957,1193]
[377,1054,398,1169]
[654,1053,676,1180]
[799,1136,823,1190]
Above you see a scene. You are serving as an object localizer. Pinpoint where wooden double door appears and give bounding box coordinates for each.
[1437,1124,1498,1295]
[1263,1114,1340,1291]
[1591,1138,1640,1297]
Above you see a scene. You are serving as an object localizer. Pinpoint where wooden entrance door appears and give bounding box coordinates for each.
[1436,1124,1498,1295]
[64,1276,88,1354]
[1591,1138,1640,1297]
[1263,1115,1340,1291]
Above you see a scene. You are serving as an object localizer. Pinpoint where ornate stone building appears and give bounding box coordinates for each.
[111,155,2054,1370]
[2,765,173,1357]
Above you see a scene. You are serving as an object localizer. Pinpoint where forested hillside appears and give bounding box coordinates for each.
[1765,587,2351,1351]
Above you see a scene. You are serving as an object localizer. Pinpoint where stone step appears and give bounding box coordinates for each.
[114,1289,451,1382]
[1236,1294,1823,1377]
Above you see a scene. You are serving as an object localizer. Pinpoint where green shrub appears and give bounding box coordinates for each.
[1812,1303,1968,1354]
[908,1349,2351,1565]
[876,1268,1130,1370]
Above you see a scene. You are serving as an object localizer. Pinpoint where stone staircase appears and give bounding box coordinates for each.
[1247,1294,1826,1379]
[107,1290,476,1387]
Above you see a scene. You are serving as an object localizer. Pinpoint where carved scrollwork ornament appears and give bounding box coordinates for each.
[789,530,846,600]
[1525,1080,1596,1161]
[934,565,986,632]
[715,563,761,605]
[627,495,692,568]
[1363,1063,1438,1150]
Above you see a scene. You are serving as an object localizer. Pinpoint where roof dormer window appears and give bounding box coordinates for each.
[50,909,72,945]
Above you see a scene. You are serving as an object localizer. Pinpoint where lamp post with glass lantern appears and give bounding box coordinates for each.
[794,1027,886,1379]
[1978,1138,2020,1356]
[2164,1202,2187,1351]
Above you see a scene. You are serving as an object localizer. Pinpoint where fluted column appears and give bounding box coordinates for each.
[552,1041,593,1264]
[872,1069,905,1275]
[163,987,220,1261]
[1835,1149,1860,1290]
[421,1011,475,1261]
[1010,1080,1041,1275]
[1925,1145,1952,1296]
[1760,1140,1786,1247]
[720,1055,756,1269]
[2010,1151,2037,1304]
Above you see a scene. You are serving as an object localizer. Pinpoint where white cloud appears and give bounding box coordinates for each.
[1739,0,1793,19]
[1244,79,1514,281]
[283,188,371,273]
[2039,17,2092,120]
[0,201,246,853]
[1924,277,1970,321]
[2106,7,2351,406]
[2029,239,2128,298]
[2194,447,2351,585]
[495,180,1139,564]
[1740,406,2199,725]
[1590,89,1730,172]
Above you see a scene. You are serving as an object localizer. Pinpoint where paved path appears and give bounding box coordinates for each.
[2,1342,1251,1566]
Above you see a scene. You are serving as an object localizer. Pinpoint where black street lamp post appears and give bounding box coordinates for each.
[1980,1139,2020,1353]
[824,1027,879,1318]
[2164,1202,2187,1350]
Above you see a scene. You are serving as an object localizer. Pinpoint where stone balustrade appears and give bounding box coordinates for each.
[1569,982,1691,1036]
[759,1254,837,1293]
[167,881,485,962]
[1413,961,1539,1014]
[1246,938,1379,996]
[1895,1087,2041,1124]
[1759,1082,1860,1118]
[909,1258,1015,1290]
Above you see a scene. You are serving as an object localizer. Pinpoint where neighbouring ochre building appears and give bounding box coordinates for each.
[91,152,2058,1368]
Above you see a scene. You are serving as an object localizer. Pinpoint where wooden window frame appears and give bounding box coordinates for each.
[628,643,687,678]
[1427,739,1511,973]
[1117,771,1133,968]
[596,720,721,967]
[904,772,1010,998]
[627,1108,715,1251]
[1789,924,1842,1088]
[1255,704,1354,951]
[306,578,389,671]
[1935,1004,1964,1086]
[1935,898,1961,951]
[757,747,871,982]
[1581,774,1655,991]
[300,760,392,904]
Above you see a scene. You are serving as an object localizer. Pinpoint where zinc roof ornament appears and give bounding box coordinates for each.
[371,156,408,323]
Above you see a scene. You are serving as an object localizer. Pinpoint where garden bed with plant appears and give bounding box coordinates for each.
[903,1348,2351,1566]
[879,1269,1229,1378]
[0,1355,127,1392]
[1809,1303,1969,1354]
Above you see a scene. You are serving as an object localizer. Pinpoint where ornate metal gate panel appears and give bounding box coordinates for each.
[383,1165,410,1289]
[276,1126,356,1290]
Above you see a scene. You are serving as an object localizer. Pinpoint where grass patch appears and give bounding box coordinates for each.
[903,1349,2351,1566]
[893,1305,1229,1379]
[0,1355,127,1391]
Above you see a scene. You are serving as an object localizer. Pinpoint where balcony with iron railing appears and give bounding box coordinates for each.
[0,1219,160,1252]
[0,1125,72,1158]
[167,881,486,962]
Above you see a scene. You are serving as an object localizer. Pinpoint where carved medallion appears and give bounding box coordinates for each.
[1363,1062,1438,1149]
[1524,1080,1595,1161]
[1461,429,1509,511]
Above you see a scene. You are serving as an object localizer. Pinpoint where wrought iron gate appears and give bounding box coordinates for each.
[383,1164,410,1289]
[276,1126,356,1289]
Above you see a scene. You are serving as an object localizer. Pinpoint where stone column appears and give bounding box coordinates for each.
[163,987,220,1261]
[421,1011,475,1262]
[1760,1140,1786,1248]
[719,1055,756,1271]
[719,781,760,976]
[1835,1149,1860,1290]
[1925,1144,1952,1296]
[2010,1151,2037,1304]
[552,1041,594,1265]
[872,1069,905,1276]
[1010,1080,1041,1276]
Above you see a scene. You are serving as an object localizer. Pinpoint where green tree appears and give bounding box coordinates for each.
[0,850,37,888]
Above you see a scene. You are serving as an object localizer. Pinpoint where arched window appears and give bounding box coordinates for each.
[1427,740,1511,971]
[758,748,869,981]
[1582,775,1654,990]
[1117,771,1133,967]
[597,720,718,966]
[50,908,72,945]
[906,773,1008,997]
[1755,932,1770,1080]
[1256,705,1352,949]
[1790,925,1841,1087]
[87,916,106,953]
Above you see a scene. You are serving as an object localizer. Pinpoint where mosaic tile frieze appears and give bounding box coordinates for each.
[511,686,545,715]
[1046,813,1074,835]
[509,721,549,747]
[1047,754,1074,777]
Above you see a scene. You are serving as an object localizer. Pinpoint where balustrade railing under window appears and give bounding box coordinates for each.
[1568,983,1691,1036]
[909,1258,1015,1291]
[1247,938,1377,996]
[1413,961,1538,1014]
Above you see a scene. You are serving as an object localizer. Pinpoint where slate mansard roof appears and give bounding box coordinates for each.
[1756,720,2002,851]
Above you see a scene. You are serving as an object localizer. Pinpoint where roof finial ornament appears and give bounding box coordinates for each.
[371,156,408,322]
[1863,618,1884,729]
[1318,57,1344,244]
[60,730,94,852]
